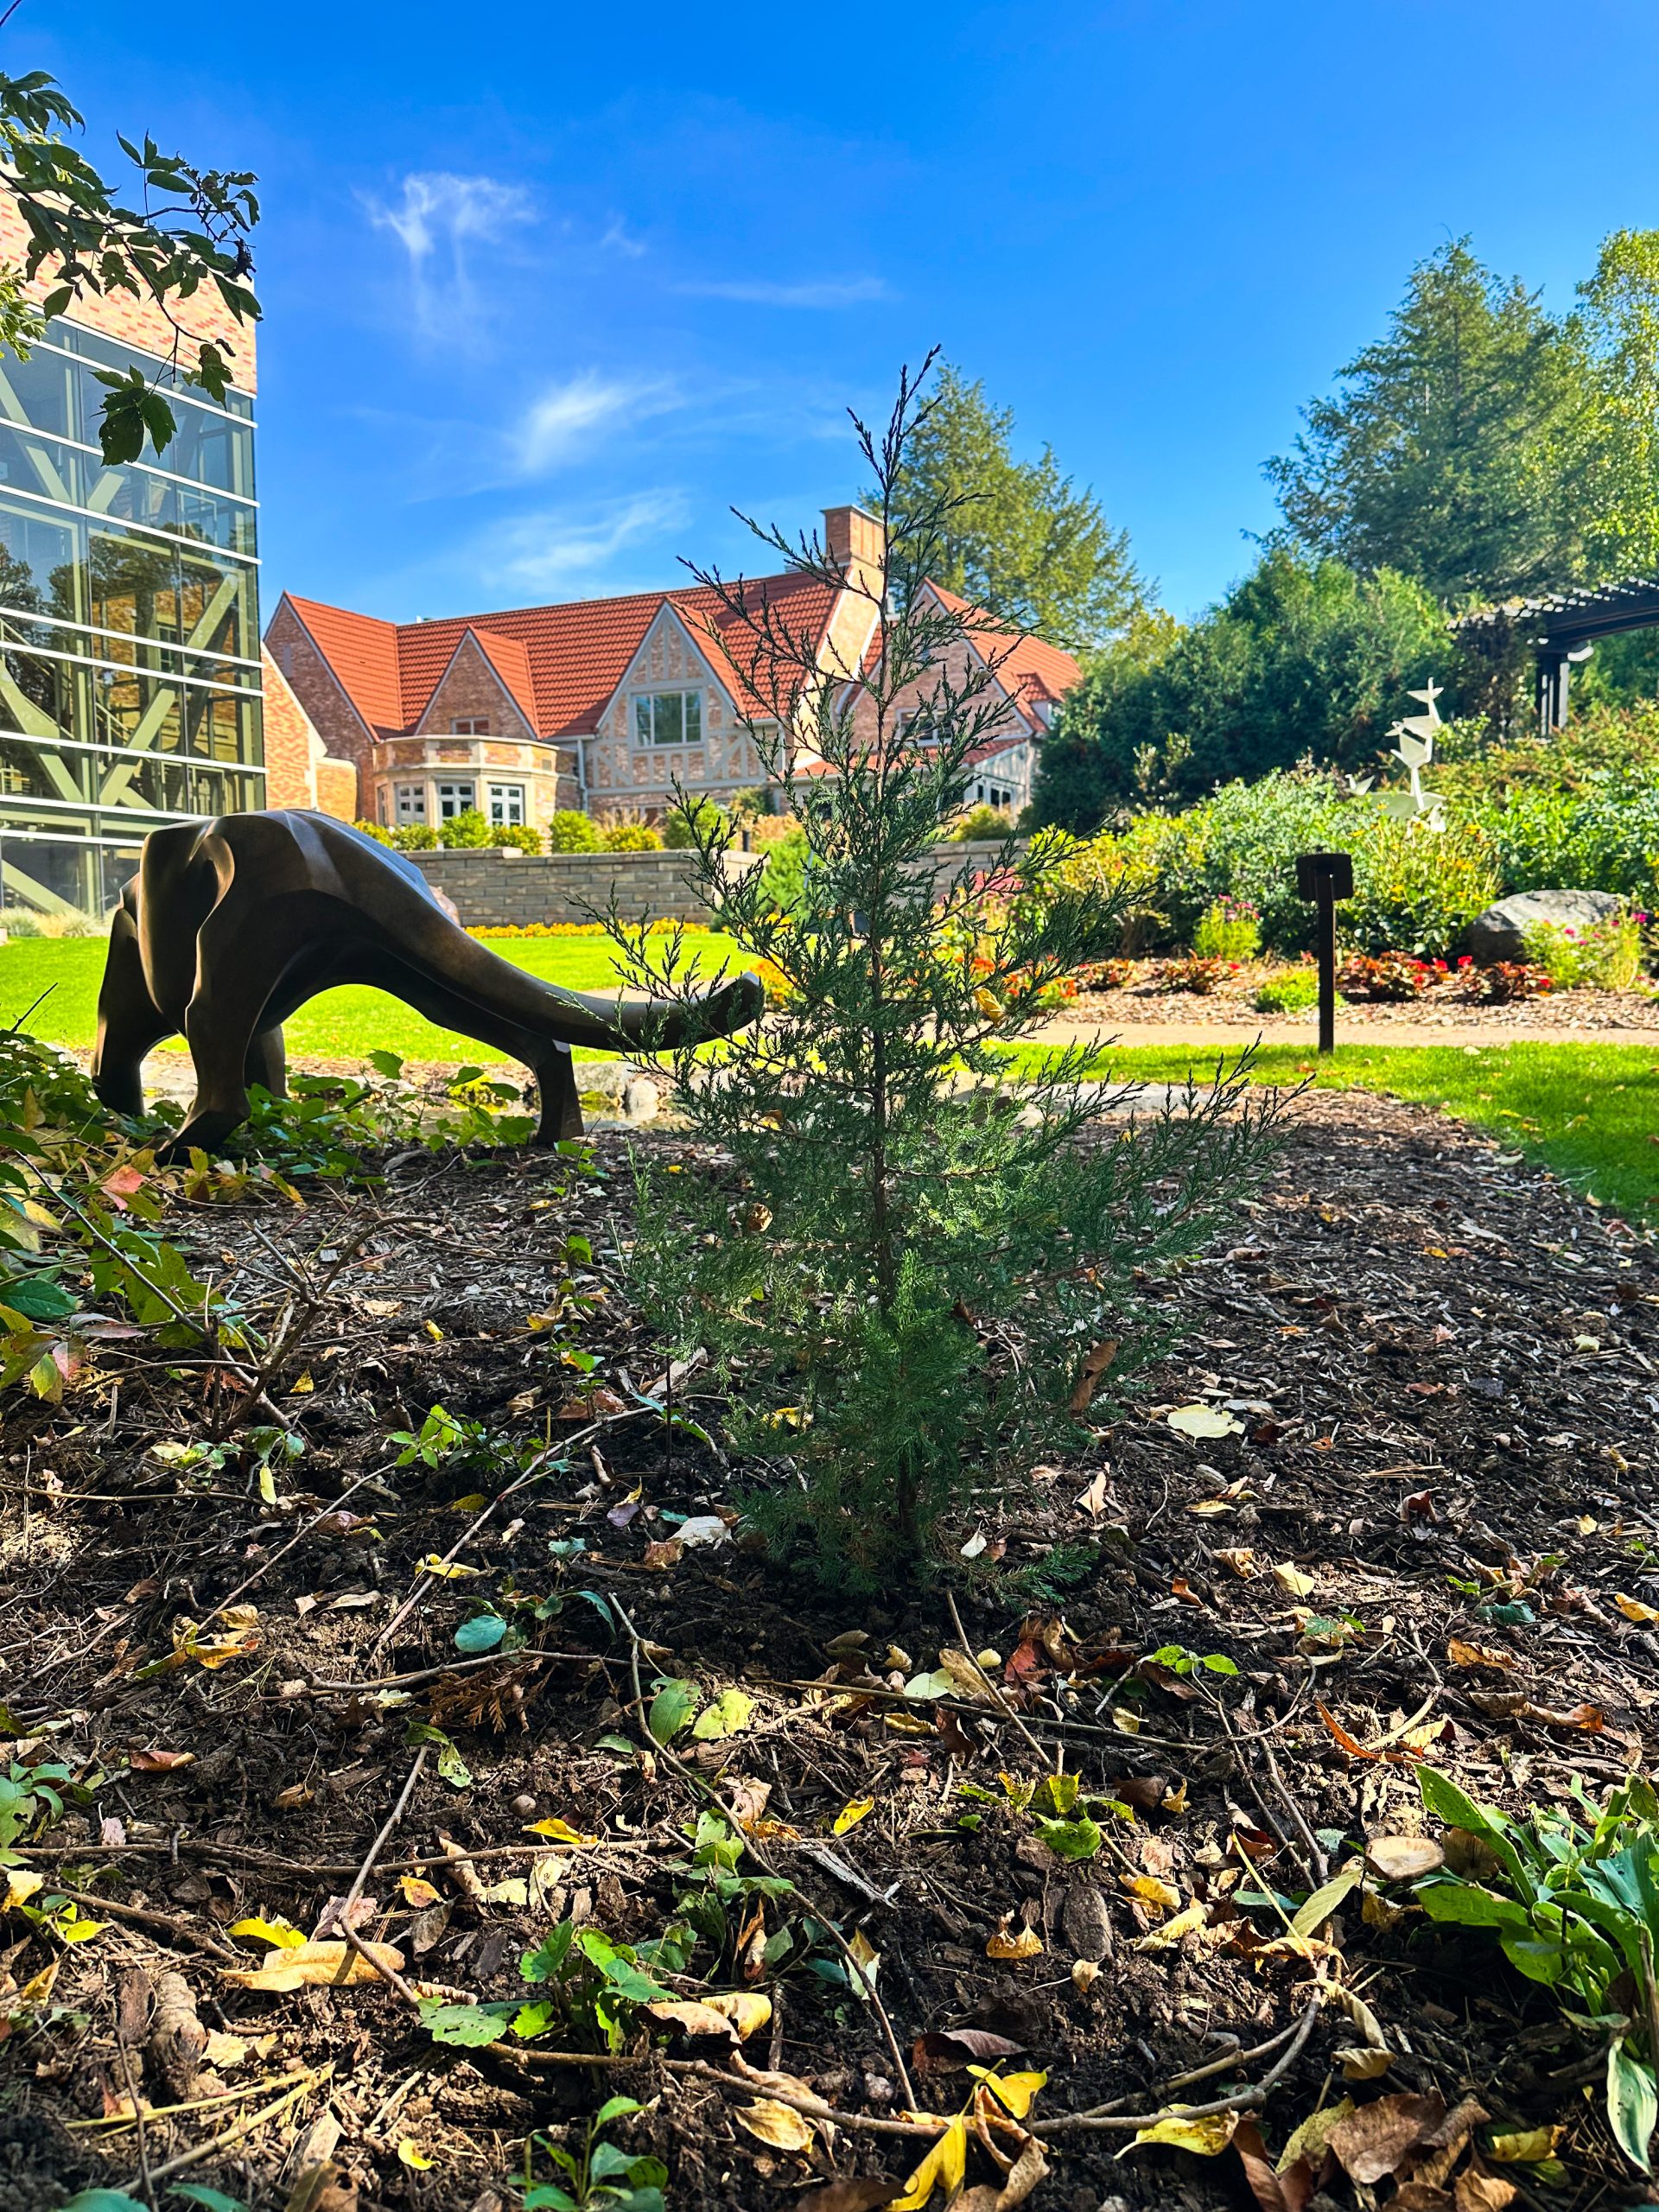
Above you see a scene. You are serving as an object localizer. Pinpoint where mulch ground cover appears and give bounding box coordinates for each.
[3,1090,1659,2212]
[1073,967,1659,1033]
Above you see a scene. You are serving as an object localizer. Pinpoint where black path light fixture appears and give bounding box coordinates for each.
[1294,851,1353,1056]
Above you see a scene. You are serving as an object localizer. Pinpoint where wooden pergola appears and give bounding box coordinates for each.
[1452,576,1659,732]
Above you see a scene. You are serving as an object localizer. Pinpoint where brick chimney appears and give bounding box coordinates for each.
[822,504,886,595]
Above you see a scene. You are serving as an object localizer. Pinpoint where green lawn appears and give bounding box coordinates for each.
[0,931,748,1066]
[8,938,1655,1213]
[1029,1039,1659,1217]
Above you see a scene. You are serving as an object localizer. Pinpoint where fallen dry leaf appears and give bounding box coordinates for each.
[1446,1639,1517,1672]
[1614,1592,1659,1624]
[985,1917,1042,1961]
[1132,2109,1238,2154]
[735,2096,816,2152]
[223,1940,404,1992]
[1365,1835,1445,1881]
[1069,1338,1118,1414]
[1327,2091,1446,2185]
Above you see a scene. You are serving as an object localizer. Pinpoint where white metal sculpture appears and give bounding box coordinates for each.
[1373,681,1447,830]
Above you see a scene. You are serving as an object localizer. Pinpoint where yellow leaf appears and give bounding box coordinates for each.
[986,1917,1043,1961]
[1135,1899,1210,1950]
[397,2140,434,2170]
[3,1870,44,1911]
[424,1319,444,1341]
[833,1796,875,1836]
[1162,1781,1189,1815]
[524,1818,598,1845]
[1132,2110,1238,2155]
[397,1877,442,1910]
[173,1605,261,1669]
[1488,2126,1564,2164]
[1167,1402,1243,1439]
[849,1927,881,1986]
[450,1493,489,1512]
[257,1465,277,1506]
[44,1904,105,1944]
[648,1998,748,2038]
[1615,1592,1659,1624]
[289,1370,315,1395]
[734,2097,815,2152]
[707,1991,772,2040]
[892,2117,968,2210]
[418,1554,481,1580]
[972,2065,1048,2119]
[222,1939,404,1991]
[230,1916,307,1949]
[1122,1875,1181,1918]
[884,1713,934,1735]
[1272,1561,1316,1599]
[1215,1547,1257,1578]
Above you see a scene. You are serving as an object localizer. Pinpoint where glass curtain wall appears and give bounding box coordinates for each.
[0,320,261,918]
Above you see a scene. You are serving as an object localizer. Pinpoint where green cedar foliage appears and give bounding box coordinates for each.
[606,364,1280,1587]
[1266,238,1595,603]
[1033,546,1446,825]
[874,359,1149,652]
[0,71,259,464]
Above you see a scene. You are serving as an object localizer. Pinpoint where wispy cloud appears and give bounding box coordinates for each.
[516,372,683,476]
[363,171,533,341]
[483,493,691,592]
[674,274,891,308]
[599,214,647,258]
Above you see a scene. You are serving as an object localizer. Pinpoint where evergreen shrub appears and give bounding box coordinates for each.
[604,366,1280,1587]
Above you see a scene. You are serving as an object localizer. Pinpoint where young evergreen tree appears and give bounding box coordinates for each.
[874,359,1149,651]
[606,363,1278,1587]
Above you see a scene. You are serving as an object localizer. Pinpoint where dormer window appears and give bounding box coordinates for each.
[634,691,702,747]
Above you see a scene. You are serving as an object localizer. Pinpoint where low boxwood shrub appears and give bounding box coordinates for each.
[547,810,602,854]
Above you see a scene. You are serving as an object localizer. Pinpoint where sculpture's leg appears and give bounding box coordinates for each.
[534,1046,584,1143]
[91,903,172,1118]
[162,916,278,1163]
[245,1027,287,1101]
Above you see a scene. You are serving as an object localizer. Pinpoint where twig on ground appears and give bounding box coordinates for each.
[1031,1987,1326,2134]
[329,1744,428,1986]
[115,2038,156,2210]
[127,2066,330,2190]
[44,1882,241,1966]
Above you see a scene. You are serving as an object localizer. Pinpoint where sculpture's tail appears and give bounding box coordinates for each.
[538,969,766,1053]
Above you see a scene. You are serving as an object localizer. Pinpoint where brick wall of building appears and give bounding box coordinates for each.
[407,847,766,927]
[0,194,257,393]
[264,601,376,775]
[260,649,360,817]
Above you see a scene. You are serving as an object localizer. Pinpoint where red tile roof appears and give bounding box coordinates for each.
[283,596,403,737]
[925,584,1082,723]
[279,571,842,745]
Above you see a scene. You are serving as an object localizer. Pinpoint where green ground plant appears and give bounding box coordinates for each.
[1414,1766,1659,2171]
[1252,966,1321,1013]
[605,363,1280,1585]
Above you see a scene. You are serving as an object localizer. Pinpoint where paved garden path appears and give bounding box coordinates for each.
[1030,1014,1659,1050]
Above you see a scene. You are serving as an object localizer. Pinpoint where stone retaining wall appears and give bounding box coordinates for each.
[407,838,1025,929]
[407,847,765,927]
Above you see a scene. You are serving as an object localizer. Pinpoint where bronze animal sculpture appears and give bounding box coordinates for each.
[91,810,762,1160]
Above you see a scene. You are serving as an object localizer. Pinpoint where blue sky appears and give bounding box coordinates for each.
[38,1,1659,629]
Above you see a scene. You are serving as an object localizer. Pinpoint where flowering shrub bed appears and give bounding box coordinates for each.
[1476,961,1554,1003]
[1335,951,1438,1001]
[1151,955,1236,995]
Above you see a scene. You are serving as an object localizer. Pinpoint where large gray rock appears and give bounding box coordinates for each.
[1466,887,1627,965]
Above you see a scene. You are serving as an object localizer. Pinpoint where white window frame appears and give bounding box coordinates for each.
[435,780,477,821]
[488,783,526,827]
[632,690,702,747]
[394,782,426,823]
[450,715,489,734]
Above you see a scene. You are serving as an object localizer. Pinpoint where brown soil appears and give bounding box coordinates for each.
[3,1095,1658,2211]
